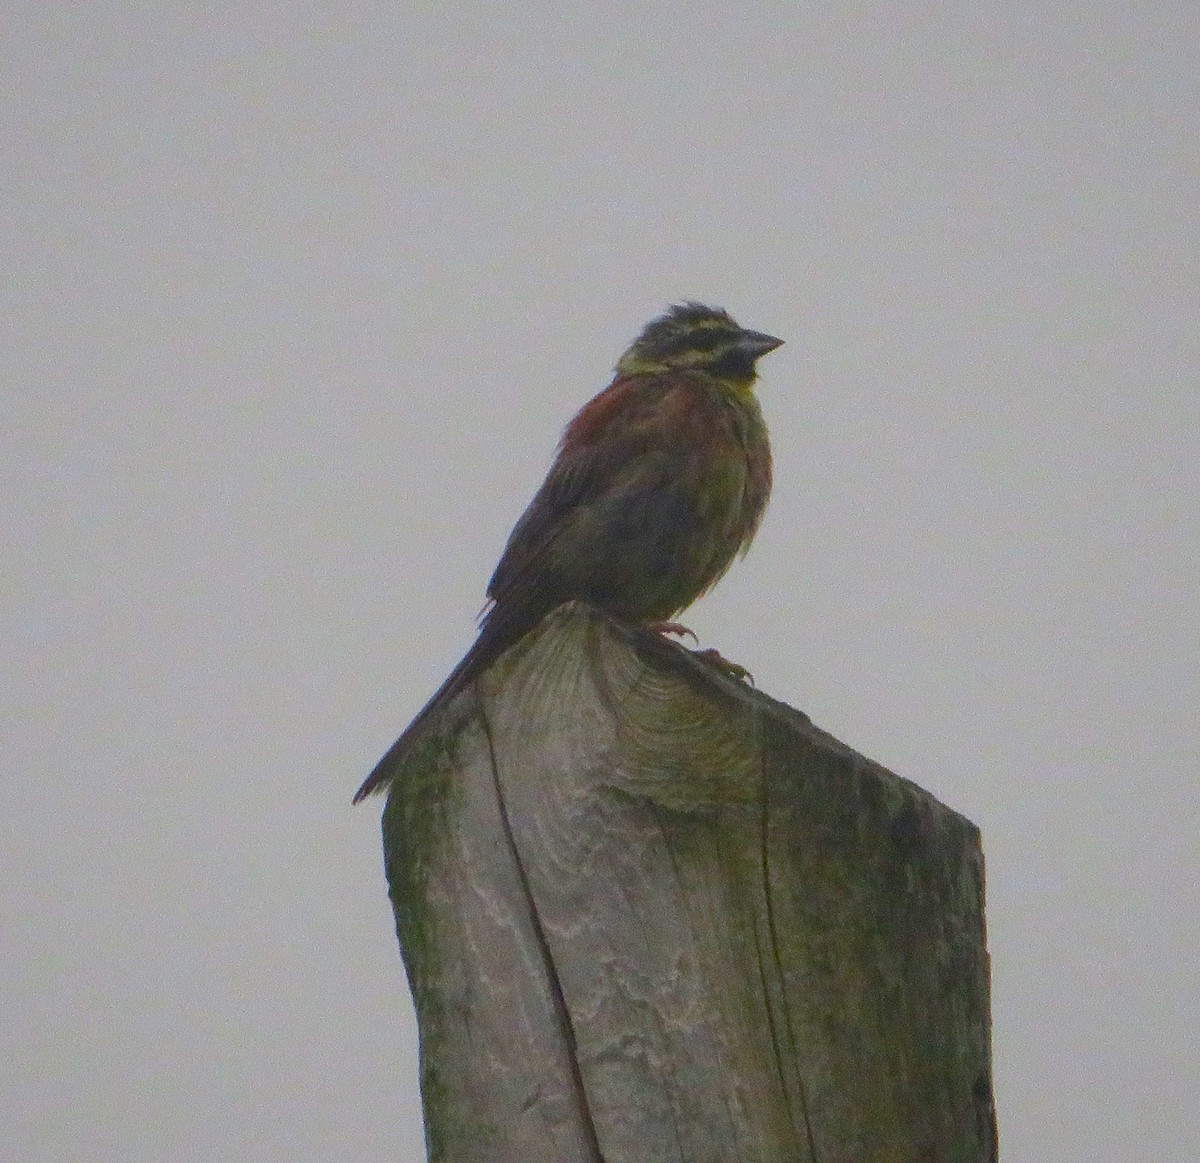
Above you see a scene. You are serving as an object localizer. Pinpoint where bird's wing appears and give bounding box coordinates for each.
[485,375,676,609]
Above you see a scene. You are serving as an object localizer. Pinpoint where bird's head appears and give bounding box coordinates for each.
[615,302,783,386]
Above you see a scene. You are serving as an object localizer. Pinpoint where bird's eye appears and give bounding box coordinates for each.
[663,328,732,360]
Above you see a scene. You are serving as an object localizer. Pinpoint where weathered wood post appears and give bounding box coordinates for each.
[381,602,997,1162]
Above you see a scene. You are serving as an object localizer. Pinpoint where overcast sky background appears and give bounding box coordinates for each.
[4,4,1197,1160]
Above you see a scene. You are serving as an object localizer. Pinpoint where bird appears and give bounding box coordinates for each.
[354,302,782,803]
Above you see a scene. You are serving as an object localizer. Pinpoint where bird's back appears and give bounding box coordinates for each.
[488,371,771,625]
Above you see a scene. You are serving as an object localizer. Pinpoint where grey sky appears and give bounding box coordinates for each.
[4,4,1197,1160]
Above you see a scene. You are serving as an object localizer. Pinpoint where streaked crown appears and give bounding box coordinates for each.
[615,302,783,383]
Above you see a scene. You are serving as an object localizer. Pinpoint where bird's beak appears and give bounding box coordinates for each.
[735,329,785,360]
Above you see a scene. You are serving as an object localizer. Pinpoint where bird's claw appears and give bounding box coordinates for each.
[648,620,699,645]
[649,623,753,684]
[693,647,755,686]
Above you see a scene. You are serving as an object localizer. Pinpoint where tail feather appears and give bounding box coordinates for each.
[352,601,543,804]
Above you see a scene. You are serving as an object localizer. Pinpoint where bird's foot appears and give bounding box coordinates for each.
[648,620,699,645]
[692,647,755,686]
[648,622,753,684]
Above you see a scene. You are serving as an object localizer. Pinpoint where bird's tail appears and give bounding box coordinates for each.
[352,604,539,804]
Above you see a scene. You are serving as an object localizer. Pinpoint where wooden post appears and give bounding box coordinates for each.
[381,603,997,1162]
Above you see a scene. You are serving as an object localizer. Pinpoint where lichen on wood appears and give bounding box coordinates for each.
[381,602,997,1162]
